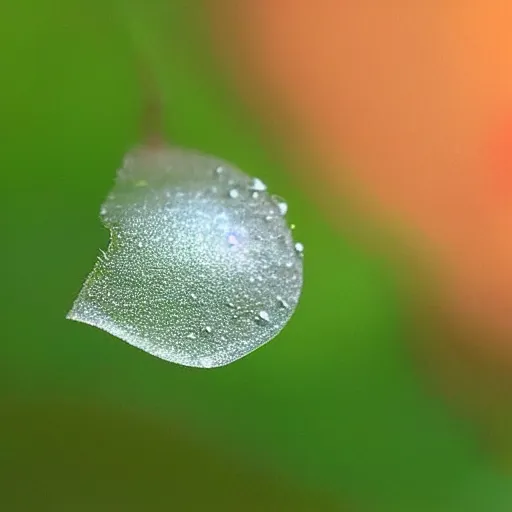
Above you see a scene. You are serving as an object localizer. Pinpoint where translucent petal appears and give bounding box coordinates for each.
[67,146,303,368]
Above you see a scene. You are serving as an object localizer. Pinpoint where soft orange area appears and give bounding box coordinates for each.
[210,1,512,354]
[487,115,512,203]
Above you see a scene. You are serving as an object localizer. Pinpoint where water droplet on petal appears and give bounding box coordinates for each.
[277,296,290,309]
[295,242,304,254]
[250,178,267,191]
[277,202,288,216]
[258,310,270,322]
[229,189,239,199]
[271,195,288,216]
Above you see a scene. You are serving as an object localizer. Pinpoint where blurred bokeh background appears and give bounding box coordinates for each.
[3,1,512,510]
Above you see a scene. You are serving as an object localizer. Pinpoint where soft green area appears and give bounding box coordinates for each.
[3,1,511,510]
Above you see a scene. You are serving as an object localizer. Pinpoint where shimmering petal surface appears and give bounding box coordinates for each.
[67,146,303,368]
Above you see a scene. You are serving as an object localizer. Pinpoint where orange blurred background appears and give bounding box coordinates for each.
[210,1,512,352]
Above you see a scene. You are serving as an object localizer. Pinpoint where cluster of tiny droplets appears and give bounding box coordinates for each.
[67,146,304,368]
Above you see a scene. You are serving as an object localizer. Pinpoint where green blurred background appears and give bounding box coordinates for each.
[3,1,512,510]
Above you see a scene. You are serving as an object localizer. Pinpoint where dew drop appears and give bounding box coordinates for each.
[229,189,239,199]
[295,242,304,254]
[277,202,288,216]
[272,195,288,216]
[258,310,270,322]
[204,326,212,334]
[277,296,290,309]
[250,178,267,191]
